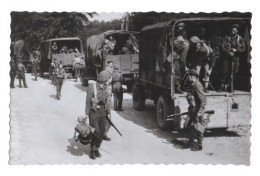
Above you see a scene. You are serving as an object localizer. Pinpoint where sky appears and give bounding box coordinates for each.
[87,12,125,22]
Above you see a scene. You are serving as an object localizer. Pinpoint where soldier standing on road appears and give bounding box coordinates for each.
[112,65,124,111]
[220,24,245,92]
[10,59,17,88]
[49,59,57,84]
[55,63,66,100]
[72,53,81,82]
[32,53,40,81]
[85,71,111,159]
[17,60,28,88]
[183,69,207,151]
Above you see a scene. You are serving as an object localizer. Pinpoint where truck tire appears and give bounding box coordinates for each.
[132,83,145,111]
[156,96,176,131]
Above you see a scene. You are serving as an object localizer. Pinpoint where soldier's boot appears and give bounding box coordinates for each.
[90,150,96,160]
[19,79,22,88]
[95,150,101,158]
[191,143,202,151]
[23,79,28,88]
[183,132,195,149]
[191,136,203,151]
[103,135,111,141]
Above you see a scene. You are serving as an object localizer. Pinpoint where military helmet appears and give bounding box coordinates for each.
[97,70,111,83]
[232,24,240,30]
[190,36,201,44]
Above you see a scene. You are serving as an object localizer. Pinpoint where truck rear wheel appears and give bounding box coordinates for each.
[132,83,145,111]
[156,96,176,131]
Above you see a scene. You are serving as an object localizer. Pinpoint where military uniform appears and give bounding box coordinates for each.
[104,70,113,141]
[10,60,17,88]
[185,70,207,151]
[73,56,81,82]
[221,28,245,91]
[85,72,110,159]
[32,57,40,81]
[49,61,56,84]
[112,69,123,111]
[17,62,28,88]
[55,67,66,99]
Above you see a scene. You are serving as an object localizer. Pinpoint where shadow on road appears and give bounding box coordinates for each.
[49,94,57,99]
[117,96,242,150]
[73,83,87,92]
[66,138,91,157]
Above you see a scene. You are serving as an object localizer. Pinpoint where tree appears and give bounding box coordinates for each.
[11,12,95,52]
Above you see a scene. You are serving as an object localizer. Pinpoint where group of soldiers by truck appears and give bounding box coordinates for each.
[10,16,251,156]
[133,17,251,151]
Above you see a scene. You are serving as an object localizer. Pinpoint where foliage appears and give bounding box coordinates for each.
[11,12,95,52]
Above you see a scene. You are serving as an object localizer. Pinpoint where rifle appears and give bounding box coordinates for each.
[166,110,215,121]
[105,115,122,137]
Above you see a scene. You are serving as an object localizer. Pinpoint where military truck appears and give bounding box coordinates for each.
[81,30,139,90]
[39,37,85,77]
[133,17,251,131]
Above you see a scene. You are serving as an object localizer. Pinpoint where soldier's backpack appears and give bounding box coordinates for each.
[75,117,92,145]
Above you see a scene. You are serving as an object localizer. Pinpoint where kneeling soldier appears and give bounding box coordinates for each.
[85,71,111,159]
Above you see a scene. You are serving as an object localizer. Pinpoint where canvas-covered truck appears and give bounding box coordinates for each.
[81,30,139,90]
[133,17,251,131]
[39,37,85,77]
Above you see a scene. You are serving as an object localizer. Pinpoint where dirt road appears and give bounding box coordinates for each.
[9,74,250,165]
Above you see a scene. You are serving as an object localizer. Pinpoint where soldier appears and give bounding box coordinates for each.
[49,59,57,84]
[112,65,124,111]
[51,42,58,54]
[220,24,245,92]
[190,36,214,93]
[103,62,114,141]
[55,63,66,100]
[32,53,40,81]
[85,71,111,159]
[183,69,207,151]
[17,60,28,88]
[173,22,190,67]
[10,59,17,88]
[72,53,82,82]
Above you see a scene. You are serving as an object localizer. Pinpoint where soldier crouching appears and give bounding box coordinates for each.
[85,71,111,160]
[183,69,207,151]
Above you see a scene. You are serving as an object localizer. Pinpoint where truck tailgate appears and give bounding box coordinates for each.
[174,91,251,129]
[106,54,139,74]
